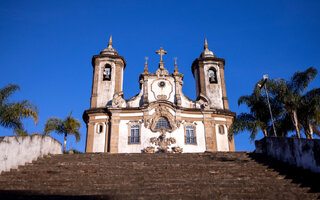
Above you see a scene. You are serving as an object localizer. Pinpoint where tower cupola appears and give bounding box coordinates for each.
[200,38,216,58]
[100,36,118,56]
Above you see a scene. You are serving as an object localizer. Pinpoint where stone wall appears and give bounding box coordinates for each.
[255,137,320,173]
[0,135,62,173]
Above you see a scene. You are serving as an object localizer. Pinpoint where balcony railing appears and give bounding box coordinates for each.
[128,136,140,144]
[185,136,197,144]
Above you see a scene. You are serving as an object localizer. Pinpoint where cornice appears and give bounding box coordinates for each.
[92,54,127,69]
[191,57,225,76]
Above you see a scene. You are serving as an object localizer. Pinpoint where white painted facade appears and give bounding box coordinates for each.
[84,38,235,153]
[117,119,206,153]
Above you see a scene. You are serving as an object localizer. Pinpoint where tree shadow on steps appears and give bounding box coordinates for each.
[0,190,115,200]
[248,152,320,198]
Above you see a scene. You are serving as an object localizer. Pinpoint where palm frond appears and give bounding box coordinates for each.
[0,105,24,130]
[13,128,29,136]
[0,84,20,105]
[289,67,318,94]
[43,118,64,135]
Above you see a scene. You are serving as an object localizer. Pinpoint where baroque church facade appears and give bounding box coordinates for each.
[83,37,236,153]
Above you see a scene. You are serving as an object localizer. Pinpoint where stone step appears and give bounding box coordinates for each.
[0,152,319,199]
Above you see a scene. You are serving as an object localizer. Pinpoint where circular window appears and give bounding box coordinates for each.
[159,81,166,87]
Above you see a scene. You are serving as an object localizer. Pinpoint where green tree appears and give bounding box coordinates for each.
[43,112,81,152]
[298,88,320,138]
[230,83,283,141]
[13,128,41,136]
[0,84,38,132]
[269,67,318,138]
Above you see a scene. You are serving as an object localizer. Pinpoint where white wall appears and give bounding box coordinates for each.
[92,122,106,152]
[255,137,320,173]
[148,77,176,103]
[216,124,229,151]
[203,62,223,109]
[0,135,62,173]
[117,120,206,153]
[97,61,117,107]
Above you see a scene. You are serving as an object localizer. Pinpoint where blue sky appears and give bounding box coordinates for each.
[0,0,319,152]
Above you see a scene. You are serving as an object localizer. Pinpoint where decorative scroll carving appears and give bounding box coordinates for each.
[151,79,173,101]
[197,93,211,110]
[143,130,182,153]
[112,91,126,108]
[157,95,167,100]
[156,67,169,76]
[143,104,181,132]
[151,105,176,133]
[172,146,183,153]
[143,146,155,153]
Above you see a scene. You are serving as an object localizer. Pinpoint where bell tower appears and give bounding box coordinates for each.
[90,36,126,108]
[191,39,229,110]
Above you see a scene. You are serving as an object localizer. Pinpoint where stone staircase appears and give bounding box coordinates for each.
[0,152,319,199]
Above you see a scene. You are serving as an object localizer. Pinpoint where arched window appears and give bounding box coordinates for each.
[103,64,112,81]
[208,68,217,83]
[155,117,172,130]
[219,125,225,135]
[185,125,196,144]
[129,124,140,144]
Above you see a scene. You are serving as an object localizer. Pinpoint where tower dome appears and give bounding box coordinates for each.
[200,38,215,58]
[100,35,118,56]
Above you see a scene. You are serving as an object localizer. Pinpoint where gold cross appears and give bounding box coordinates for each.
[156,47,167,62]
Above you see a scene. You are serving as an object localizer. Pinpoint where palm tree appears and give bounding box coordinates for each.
[230,83,283,141]
[43,112,81,152]
[0,84,38,131]
[13,128,41,136]
[298,88,320,139]
[269,67,318,138]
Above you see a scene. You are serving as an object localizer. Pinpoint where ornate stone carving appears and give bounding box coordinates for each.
[151,79,173,101]
[156,67,169,76]
[112,91,126,108]
[197,93,211,110]
[150,105,177,133]
[145,130,181,153]
[172,146,183,153]
[157,95,167,100]
[143,146,155,153]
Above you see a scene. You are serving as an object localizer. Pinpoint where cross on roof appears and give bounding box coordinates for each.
[156,47,167,62]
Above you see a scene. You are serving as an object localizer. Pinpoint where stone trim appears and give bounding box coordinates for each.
[191,57,225,76]
[149,105,177,133]
[92,54,126,68]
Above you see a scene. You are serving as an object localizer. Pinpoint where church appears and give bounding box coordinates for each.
[83,36,236,153]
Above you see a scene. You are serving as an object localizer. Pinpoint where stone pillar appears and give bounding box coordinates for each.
[142,77,149,106]
[226,118,235,151]
[203,113,217,151]
[90,60,100,108]
[220,65,229,110]
[109,112,120,153]
[104,117,110,152]
[85,120,95,152]
[114,60,124,94]
[174,75,183,106]
[198,63,207,97]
